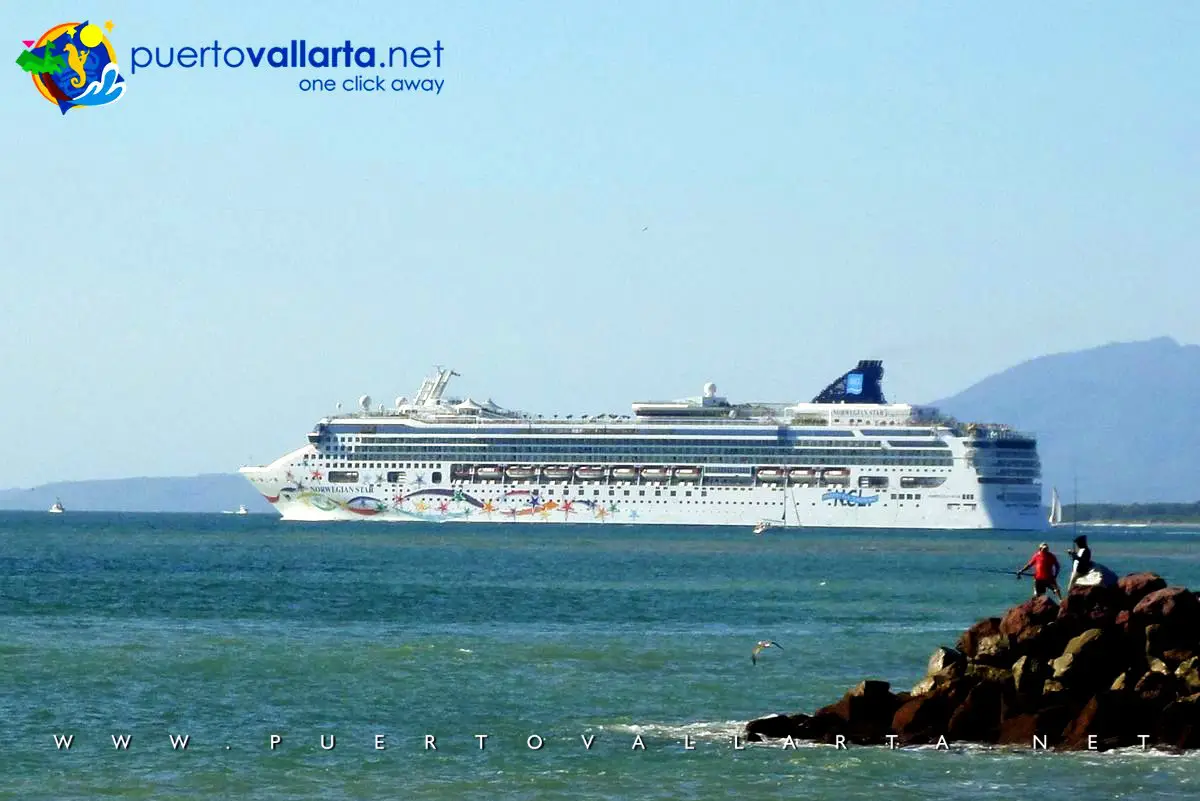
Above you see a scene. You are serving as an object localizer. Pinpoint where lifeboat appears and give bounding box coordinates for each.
[789,468,817,480]
[673,466,701,481]
[506,465,537,480]
[542,465,573,481]
[822,468,850,484]
[610,466,638,481]
[757,467,786,483]
[476,466,503,480]
[575,466,607,480]
[640,467,670,481]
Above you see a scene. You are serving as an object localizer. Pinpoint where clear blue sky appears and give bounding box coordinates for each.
[1,1,1196,487]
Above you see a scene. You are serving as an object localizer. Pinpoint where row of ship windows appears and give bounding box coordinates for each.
[323,437,949,449]
[321,438,945,450]
[324,446,953,458]
[321,470,947,491]
[309,460,957,475]
[325,454,957,467]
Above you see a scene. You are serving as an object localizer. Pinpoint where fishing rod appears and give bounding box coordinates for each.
[955,567,1022,576]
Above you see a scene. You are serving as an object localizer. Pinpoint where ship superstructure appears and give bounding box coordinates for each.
[239,362,1046,530]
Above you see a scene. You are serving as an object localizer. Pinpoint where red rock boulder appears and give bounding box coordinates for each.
[1132,587,1200,626]
[1155,693,1200,749]
[1118,573,1168,609]
[814,680,901,744]
[1057,585,1123,633]
[1000,596,1059,639]
[956,617,1002,659]
[1061,691,1151,751]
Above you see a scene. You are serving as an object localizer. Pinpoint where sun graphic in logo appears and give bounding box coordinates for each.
[16,19,125,114]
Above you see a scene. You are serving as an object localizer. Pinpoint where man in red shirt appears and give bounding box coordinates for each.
[1017,543,1062,600]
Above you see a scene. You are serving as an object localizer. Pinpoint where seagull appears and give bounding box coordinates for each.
[641,226,648,231]
[751,640,782,665]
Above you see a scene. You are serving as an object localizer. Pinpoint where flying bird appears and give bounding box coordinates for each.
[751,640,782,665]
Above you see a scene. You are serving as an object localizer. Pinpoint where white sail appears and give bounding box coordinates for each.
[1049,488,1062,526]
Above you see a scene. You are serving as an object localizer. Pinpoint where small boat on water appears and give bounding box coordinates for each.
[1048,487,1063,527]
[752,519,781,535]
[222,504,250,515]
[48,498,64,514]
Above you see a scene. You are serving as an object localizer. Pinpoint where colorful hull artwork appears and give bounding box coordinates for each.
[276,486,621,522]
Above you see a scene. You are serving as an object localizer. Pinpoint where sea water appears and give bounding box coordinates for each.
[1,513,1197,799]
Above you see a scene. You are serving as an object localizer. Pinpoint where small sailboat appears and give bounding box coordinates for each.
[753,489,801,535]
[48,498,65,514]
[1049,487,1063,527]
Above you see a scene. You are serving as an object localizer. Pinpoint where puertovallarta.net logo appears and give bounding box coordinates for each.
[15,19,125,114]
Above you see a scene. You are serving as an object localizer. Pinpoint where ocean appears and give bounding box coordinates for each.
[1,513,1197,799]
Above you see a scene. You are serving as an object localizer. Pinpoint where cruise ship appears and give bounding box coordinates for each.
[239,362,1046,530]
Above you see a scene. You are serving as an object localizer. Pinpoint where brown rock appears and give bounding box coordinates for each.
[1133,587,1200,625]
[1118,573,1168,608]
[813,680,899,744]
[1143,623,1191,659]
[1051,628,1121,688]
[1058,585,1123,632]
[912,660,966,696]
[1176,657,1200,695]
[892,679,973,745]
[1061,691,1151,751]
[1018,621,1075,663]
[997,705,1075,747]
[1164,649,1196,667]
[1156,692,1200,749]
[926,647,964,676]
[1013,655,1045,699]
[997,713,1038,744]
[956,617,1001,659]
[1000,596,1060,639]
[973,634,1012,667]
[1134,670,1178,711]
[1040,677,1080,709]
[947,680,1008,742]
[745,713,802,741]
[911,676,936,696]
[967,663,1014,685]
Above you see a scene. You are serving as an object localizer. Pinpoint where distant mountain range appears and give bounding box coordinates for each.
[0,474,271,514]
[0,337,1193,511]
[931,336,1199,504]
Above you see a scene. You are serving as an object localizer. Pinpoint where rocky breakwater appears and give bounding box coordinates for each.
[745,573,1200,751]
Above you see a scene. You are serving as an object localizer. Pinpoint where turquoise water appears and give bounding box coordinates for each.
[2,513,1198,799]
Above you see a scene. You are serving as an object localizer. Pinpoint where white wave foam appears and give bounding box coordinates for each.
[599,720,745,741]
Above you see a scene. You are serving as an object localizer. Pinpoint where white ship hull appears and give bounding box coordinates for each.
[240,362,1048,531]
[241,451,1046,531]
